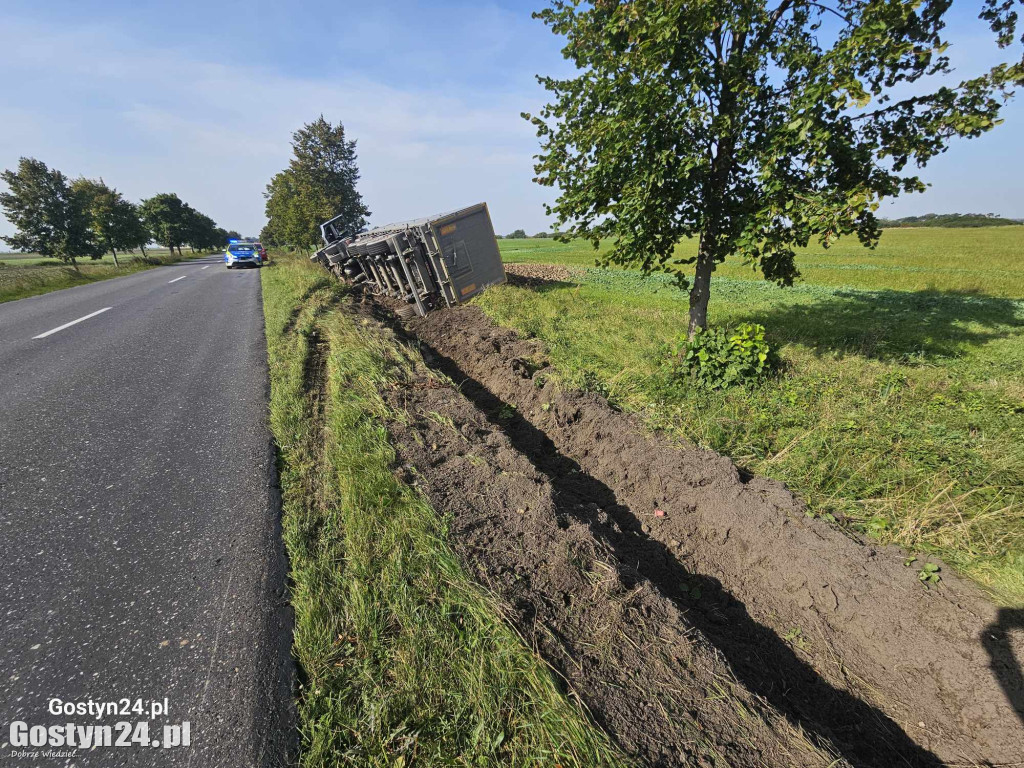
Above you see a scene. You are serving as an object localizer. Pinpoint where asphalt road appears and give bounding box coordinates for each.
[0,256,294,766]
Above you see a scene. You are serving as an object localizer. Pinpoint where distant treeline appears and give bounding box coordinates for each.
[496,229,561,239]
[878,213,1023,228]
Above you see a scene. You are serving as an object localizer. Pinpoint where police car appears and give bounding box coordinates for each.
[224,241,262,269]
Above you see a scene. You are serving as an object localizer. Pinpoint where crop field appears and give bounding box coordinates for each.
[487,228,1024,605]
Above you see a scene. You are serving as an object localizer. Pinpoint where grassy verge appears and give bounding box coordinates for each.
[0,251,209,303]
[262,254,627,767]
[483,237,1024,606]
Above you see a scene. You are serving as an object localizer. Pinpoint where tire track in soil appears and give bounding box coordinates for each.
[405,304,1024,766]
[356,297,1022,767]
[372,325,838,766]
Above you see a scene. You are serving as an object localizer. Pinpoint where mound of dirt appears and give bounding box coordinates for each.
[367,299,1022,766]
[502,262,578,286]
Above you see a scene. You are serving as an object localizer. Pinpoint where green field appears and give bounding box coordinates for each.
[500,226,1024,296]
[0,248,183,265]
[485,228,1024,605]
[0,250,209,303]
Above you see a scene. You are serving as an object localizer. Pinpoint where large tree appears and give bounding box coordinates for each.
[263,116,370,249]
[183,209,222,252]
[140,193,192,255]
[0,158,103,267]
[526,0,1024,335]
[72,178,149,267]
[260,170,301,247]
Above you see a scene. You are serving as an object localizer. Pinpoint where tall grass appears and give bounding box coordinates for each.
[481,233,1024,605]
[262,254,628,767]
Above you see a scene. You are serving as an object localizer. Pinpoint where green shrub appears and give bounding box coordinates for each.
[671,323,776,389]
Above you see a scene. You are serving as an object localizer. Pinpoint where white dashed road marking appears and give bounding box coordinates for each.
[168,276,187,284]
[33,307,113,339]
[200,266,210,270]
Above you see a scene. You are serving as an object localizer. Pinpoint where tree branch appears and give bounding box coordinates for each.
[748,0,795,57]
[850,92,940,121]
[803,1,853,26]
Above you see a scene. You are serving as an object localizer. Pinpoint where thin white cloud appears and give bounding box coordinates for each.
[0,17,555,239]
[2,12,1021,244]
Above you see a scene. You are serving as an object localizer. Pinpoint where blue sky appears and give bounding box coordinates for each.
[1,0,1021,240]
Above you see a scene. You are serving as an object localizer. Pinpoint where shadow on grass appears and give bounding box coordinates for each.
[737,288,1024,360]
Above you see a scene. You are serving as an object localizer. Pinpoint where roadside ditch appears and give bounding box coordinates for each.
[368,299,1024,767]
[262,259,634,767]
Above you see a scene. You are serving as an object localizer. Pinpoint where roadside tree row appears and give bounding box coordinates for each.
[0,157,236,267]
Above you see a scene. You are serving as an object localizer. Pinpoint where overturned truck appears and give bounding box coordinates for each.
[312,202,506,318]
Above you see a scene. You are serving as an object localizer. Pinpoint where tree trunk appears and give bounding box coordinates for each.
[688,132,735,338]
[687,41,738,337]
[111,247,119,268]
[141,243,147,256]
[688,234,714,337]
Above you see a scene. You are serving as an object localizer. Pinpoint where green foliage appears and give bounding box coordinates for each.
[918,562,941,587]
[525,0,1024,333]
[672,323,775,389]
[262,116,369,249]
[782,627,805,650]
[3,161,229,268]
[506,229,528,239]
[138,194,224,254]
[139,192,191,253]
[0,157,103,265]
[183,209,222,252]
[72,178,149,264]
[261,170,300,246]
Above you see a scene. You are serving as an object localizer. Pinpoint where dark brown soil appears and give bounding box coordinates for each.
[364,299,1023,767]
[503,262,579,285]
